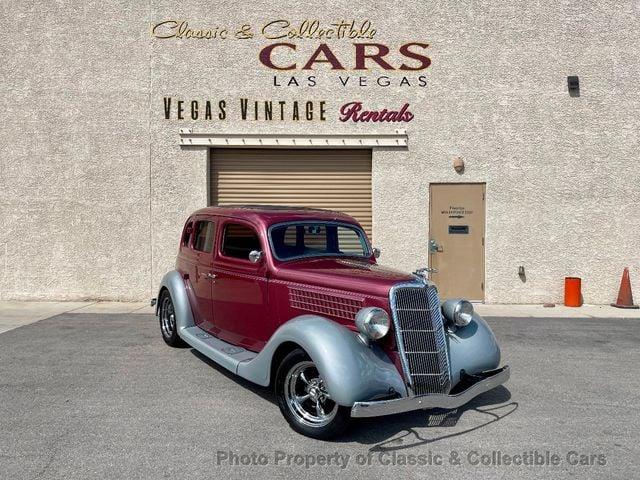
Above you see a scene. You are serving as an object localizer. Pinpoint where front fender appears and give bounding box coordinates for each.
[237,315,407,406]
[447,312,501,387]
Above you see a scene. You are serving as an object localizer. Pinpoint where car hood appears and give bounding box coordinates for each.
[272,257,416,298]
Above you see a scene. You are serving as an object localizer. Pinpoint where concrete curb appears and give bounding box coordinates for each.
[475,303,640,319]
[0,301,155,334]
[0,301,637,336]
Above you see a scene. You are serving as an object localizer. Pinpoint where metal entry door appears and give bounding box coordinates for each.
[429,183,485,301]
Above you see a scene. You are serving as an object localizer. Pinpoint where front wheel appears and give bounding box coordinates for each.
[275,349,351,439]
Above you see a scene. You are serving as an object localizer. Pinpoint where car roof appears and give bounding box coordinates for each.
[189,205,361,229]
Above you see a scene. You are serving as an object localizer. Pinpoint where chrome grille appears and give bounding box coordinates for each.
[390,283,451,396]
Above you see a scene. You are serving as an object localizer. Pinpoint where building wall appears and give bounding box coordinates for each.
[1,0,638,303]
[371,0,640,303]
[0,0,153,300]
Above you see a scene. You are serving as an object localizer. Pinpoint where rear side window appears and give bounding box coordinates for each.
[182,222,194,246]
[222,223,260,260]
[193,221,216,253]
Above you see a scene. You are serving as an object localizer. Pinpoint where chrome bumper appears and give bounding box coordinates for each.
[350,366,510,418]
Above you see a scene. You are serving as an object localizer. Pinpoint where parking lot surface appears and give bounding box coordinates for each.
[0,312,638,479]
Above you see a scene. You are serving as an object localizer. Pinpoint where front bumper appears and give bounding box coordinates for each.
[350,366,510,418]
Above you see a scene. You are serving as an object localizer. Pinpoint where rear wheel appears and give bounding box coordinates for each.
[158,290,185,347]
[275,349,350,439]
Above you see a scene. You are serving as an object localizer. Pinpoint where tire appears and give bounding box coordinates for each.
[158,290,186,347]
[275,348,351,439]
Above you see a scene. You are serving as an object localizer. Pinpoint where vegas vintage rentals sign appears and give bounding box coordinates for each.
[153,19,430,123]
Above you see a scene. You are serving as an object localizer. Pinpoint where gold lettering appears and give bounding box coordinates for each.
[151,20,179,39]
[151,20,229,40]
[262,20,290,40]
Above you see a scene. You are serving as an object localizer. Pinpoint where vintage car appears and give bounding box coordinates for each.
[155,205,509,439]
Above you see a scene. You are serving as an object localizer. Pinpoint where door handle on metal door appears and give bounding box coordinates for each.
[429,239,443,253]
[201,272,217,280]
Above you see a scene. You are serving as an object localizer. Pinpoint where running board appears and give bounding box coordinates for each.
[179,326,257,374]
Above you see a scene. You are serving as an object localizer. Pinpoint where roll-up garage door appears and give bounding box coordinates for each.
[209,148,373,238]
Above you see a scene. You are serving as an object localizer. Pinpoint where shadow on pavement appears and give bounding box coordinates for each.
[346,386,517,449]
[190,349,276,404]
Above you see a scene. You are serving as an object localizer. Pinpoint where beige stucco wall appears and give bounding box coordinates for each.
[0,1,153,300]
[1,0,638,303]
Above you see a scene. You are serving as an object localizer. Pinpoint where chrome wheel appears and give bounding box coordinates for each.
[284,361,338,428]
[160,294,176,339]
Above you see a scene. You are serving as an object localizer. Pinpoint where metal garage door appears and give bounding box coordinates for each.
[209,149,373,238]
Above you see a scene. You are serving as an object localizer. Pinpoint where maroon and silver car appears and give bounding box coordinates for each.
[155,205,509,439]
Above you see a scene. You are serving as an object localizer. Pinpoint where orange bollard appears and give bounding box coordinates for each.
[611,267,639,309]
[564,277,582,307]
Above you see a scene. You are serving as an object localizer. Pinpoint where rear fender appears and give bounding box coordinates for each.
[156,270,196,331]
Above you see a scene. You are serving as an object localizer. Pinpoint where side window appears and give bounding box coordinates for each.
[193,221,216,253]
[335,225,366,254]
[222,223,260,260]
[181,222,194,247]
[282,225,297,247]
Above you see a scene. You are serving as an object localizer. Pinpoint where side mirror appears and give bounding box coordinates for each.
[248,250,263,263]
[372,247,381,259]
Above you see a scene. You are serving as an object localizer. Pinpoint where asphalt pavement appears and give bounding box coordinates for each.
[0,312,638,479]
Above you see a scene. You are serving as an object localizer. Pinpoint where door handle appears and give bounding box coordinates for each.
[429,239,443,253]
[201,272,217,280]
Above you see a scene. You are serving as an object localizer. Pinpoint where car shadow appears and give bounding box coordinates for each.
[189,349,277,405]
[342,386,517,449]
[190,349,516,447]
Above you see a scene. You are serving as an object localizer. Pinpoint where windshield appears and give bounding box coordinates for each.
[269,222,370,261]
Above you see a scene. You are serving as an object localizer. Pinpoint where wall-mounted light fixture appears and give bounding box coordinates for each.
[518,265,526,282]
[453,156,465,174]
[567,76,580,97]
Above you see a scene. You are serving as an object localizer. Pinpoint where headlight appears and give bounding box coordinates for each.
[355,307,390,340]
[453,300,474,327]
[441,299,475,327]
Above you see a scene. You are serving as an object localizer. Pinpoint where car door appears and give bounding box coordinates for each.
[211,219,270,351]
[189,217,217,332]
